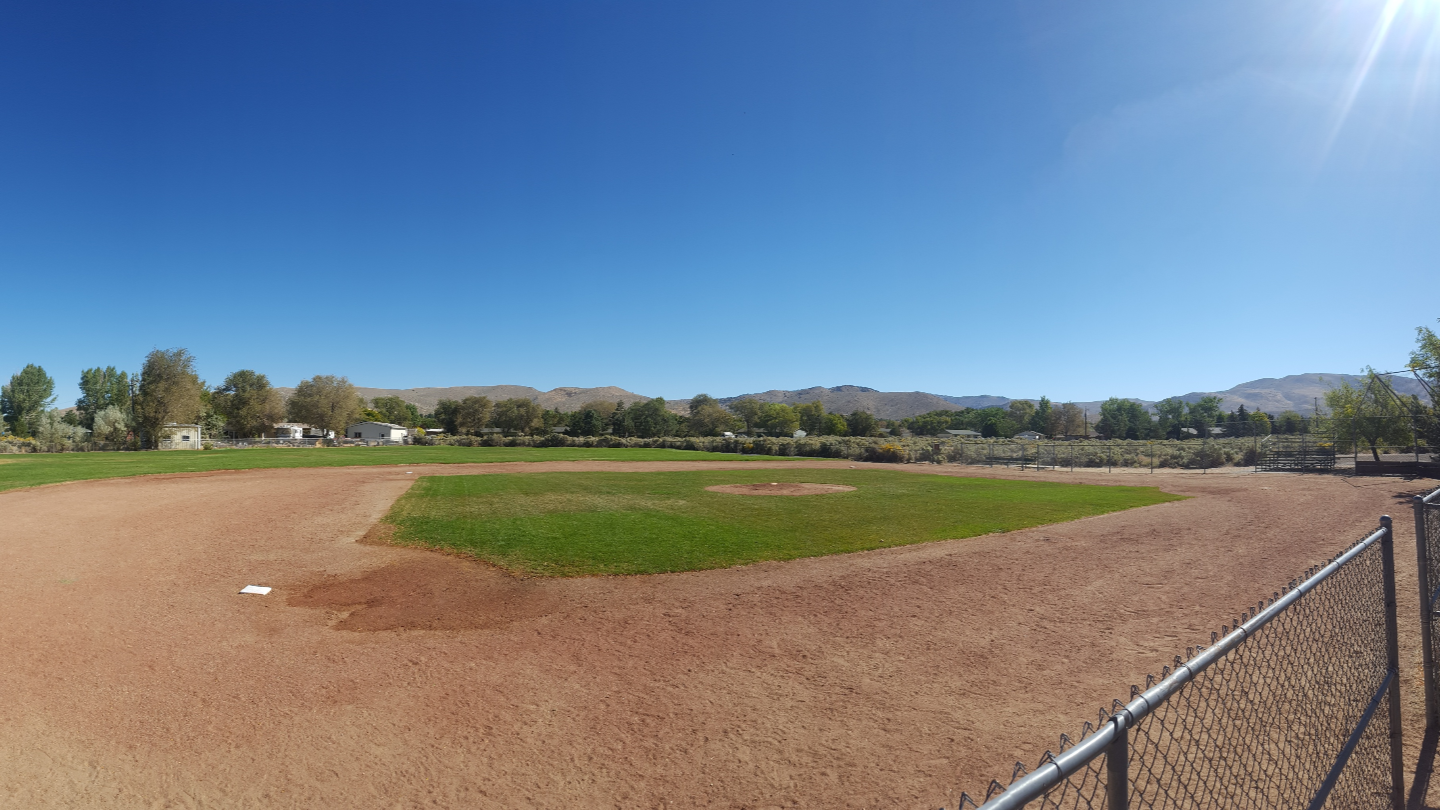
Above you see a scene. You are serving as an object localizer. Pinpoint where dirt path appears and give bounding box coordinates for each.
[0,460,1432,809]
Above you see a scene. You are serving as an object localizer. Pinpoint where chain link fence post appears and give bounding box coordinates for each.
[1417,495,1438,730]
[1105,714,1129,810]
[1380,515,1406,810]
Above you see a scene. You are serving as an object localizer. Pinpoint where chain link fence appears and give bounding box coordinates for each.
[1414,486,1440,736]
[957,518,1404,810]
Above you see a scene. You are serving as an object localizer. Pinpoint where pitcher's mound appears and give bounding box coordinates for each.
[705,482,857,496]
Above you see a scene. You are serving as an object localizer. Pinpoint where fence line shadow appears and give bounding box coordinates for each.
[1410,725,1439,810]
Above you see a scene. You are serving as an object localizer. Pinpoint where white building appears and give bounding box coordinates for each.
[1013,430,1045,440]
[346,421,408,443]
[159,423,202,450]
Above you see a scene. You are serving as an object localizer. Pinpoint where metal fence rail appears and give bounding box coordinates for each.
[959,517,1404,810]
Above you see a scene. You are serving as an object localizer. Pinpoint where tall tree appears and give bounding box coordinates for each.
[729,398,764,433]
[454,396,492,435]
[92,405,132,443]
[492,398,542,434]
[757,403,800,436]
[76,367,131,430]
[1007,400,1037,430]
[287,375,363,441]
[846,410,880,438]
[134,349,206,447]
[432,399,461,433]
[1325,371,1416,461]
[371,396,421,427]
[627,398,679,438]
[211,370,286,438]
[689,397,740,436]
[1054,402,1085,438]
[1,364,56,437]
[794,401,826,435]
[1029,397,1052,434]
[1095,397,1152,440]
[1410,319,1440,450]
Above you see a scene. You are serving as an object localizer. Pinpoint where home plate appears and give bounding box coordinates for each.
[239,585,272,595]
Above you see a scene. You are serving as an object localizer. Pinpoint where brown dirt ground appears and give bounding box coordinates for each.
[1,459,1437,809]
[704,482,857,496]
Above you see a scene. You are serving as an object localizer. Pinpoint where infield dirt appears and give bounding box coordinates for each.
[0,459,1434,808]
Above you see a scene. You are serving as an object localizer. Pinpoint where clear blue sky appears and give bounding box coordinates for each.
[3,0,1437,406]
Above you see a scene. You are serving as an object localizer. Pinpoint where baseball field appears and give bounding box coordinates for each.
[1,448,1435,808]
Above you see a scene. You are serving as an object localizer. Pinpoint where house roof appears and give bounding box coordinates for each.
[347,421,407,429]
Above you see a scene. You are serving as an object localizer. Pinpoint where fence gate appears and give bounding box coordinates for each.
[962,517,1405,810]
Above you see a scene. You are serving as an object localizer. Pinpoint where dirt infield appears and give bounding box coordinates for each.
[0,460,1435,808]
[705,482,858,496]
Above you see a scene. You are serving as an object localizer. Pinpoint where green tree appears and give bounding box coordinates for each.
[76,367,131,430]
[1326,372,1416,461]
[30,409,87,451]
[1007,400,1037,431]
[610,402,631,436]
[454,396,493,435]
[1186,396,1224,438]
[371,396,421,427]
[626,398,679,438]
[794,401,826,435]
[493,398,543,434]
[581,400,619,421]
[729,398,764,434]
[757,403,800,436]
[134,349,205,448]
[287,375,363,442]
[92,404,131,443]
[689,394,739,436]
[846,410,880,438]
[1095,398,1152,440]
[432,399,460,433]
[1410,319,1440,449]
[211,370,286,438]
[821,412,849,436]
[1029,397,1052,434]
[1,364,56,437]
[572,409,608,436]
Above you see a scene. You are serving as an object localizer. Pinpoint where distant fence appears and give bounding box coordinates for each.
[959,517,1405,809]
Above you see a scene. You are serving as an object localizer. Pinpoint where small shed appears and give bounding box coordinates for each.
[946,429,981,438]
[1013,430,1045,440]
[346,422,408,442]
[160,423,202,450]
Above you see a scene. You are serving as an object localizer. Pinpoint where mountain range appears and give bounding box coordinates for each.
[317,373,1429,421]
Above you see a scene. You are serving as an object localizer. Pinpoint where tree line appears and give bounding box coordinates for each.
[6,320,1436,451]
[426,394,887,439]
[0,349,382,448]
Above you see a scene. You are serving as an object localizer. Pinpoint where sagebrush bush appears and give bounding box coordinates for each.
[419,432,1258,467]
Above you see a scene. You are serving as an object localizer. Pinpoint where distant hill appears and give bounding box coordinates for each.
[276,373,1429,420]
[1173,373,1429,415]
[275,385,651,414]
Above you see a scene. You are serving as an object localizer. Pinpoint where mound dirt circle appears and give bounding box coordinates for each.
[704,482,858,496]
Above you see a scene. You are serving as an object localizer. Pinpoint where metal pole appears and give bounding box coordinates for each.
[1106,714,1130,810]
[1419,496,1438,730]
[1380,515,1406,810]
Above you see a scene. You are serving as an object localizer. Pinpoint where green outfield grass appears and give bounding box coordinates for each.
[383,469,1185,576]
[0,446,791,494]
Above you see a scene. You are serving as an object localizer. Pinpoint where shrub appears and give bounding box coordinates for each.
[865,443,907,463]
